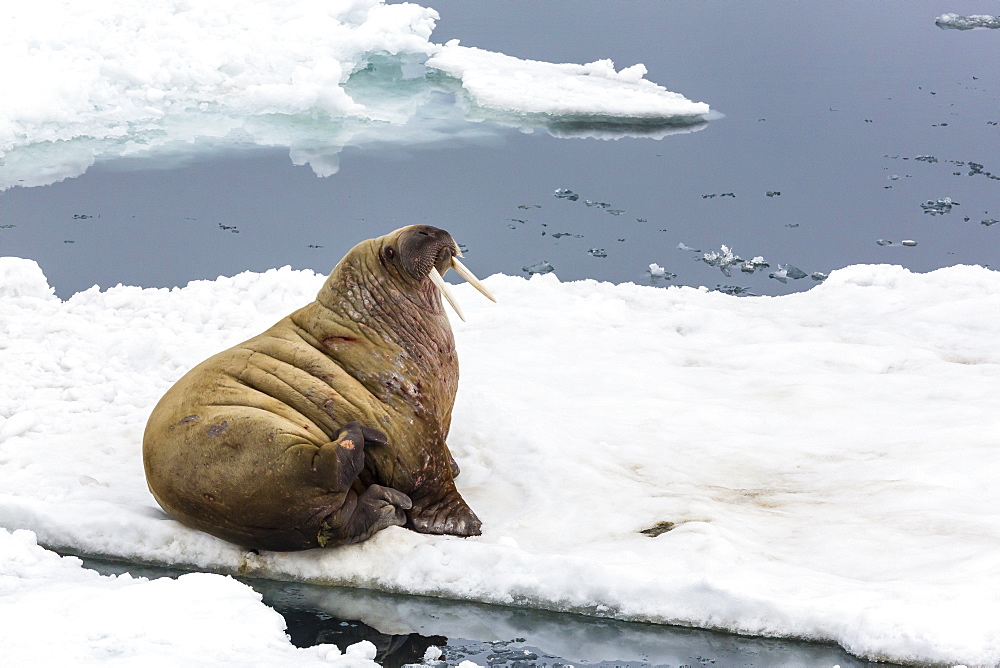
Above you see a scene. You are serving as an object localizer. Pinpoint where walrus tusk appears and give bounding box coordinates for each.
[450,257,497,303]
[429,266,466,321]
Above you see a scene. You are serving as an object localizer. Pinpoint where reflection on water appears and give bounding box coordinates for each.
[79,555,894,667]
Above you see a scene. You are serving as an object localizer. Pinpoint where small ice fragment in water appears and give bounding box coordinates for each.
[785,223,800,228]
[901,240,918,247]
[551,232,582,239]
[935,13,1000,30]
[981,219,999,227]
[423,646,444,662]
[810,272,828,281]
[921,197,958,215]
[765,191,781,197]
[701,245,743,277]
[740,256,770,274]
[648,263,676,280]
[554,188,579,201]
[889,174,900,180]
[588,248,608,258]
[721,192,736,198]
[714,285,755,296]
[584,200,610,208]
[876,239,893,246]
[677,242,701,252]
[780,263,807,279]
[606,209,625,215]
[522,261,554,275]
[914,155,938,163]
[768,268,789,283]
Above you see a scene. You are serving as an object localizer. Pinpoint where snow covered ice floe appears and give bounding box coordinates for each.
[3,257,1000,665]
[0,528,382,666]
[0,0,710,190]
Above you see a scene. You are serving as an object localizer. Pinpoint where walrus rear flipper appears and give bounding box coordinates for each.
[407,485,482,537]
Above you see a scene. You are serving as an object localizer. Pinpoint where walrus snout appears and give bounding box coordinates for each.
[391,225,496,322]
[397,225,458,281]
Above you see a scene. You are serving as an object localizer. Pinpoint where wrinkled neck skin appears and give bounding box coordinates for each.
[289,239,459,501]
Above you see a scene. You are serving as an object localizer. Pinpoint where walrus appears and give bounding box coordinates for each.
[142,225,495,551]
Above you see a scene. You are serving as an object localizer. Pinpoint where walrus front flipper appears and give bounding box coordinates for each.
[311,422,412,548]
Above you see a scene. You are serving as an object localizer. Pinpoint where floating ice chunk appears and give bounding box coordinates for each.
[877,239,894,246]
[584,200,610,208]
[426,42,710,126]
[780,264,808,280]
[677,242,701,252]
[522,261,555,275]
[606,209,625,216]
[648,263,676,280]
[554,188,580,201]
[0,3,714,190]
[766,191,781,197]
[901,240,918,247]
[981,219,999,227]
[768,264,806,283]
[740,256,770,274]
[714,285,755,296]
[810,271,828,281]
[936,13,1000,30]
[921,197,958,215]
[700,245,743,277]
[914,155,939,163]
[588,248,608,258]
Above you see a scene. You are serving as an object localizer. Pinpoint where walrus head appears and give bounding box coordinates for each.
[379,225,495,321]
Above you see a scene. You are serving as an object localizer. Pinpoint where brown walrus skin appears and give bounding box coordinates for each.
[143,225,486,551]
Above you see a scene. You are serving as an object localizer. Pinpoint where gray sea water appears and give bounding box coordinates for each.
[0,1,996,299]
[8,1,997,664]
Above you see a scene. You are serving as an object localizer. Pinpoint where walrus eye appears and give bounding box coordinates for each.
[385,246,396,260]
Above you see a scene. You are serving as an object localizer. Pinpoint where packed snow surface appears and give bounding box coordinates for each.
[2,257,1000,666]
[0,0,708,189]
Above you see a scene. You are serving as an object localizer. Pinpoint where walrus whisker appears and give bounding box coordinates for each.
[429,266,465,321]
[450,257,497,303]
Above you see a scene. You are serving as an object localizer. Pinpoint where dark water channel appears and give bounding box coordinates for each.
[79,555,895,667]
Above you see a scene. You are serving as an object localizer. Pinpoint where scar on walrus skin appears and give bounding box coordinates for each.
[142,225,495,551]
